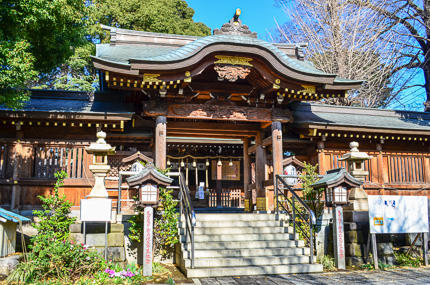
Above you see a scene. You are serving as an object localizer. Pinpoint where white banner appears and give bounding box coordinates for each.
[80,199,112,222]
[368,195,429,234]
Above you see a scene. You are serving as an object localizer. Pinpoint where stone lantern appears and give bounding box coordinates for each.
[339,141,372,211]
[125,163,173,277]
[338,141,372,267]
[85,130,115,198]
[311,167,362,269]
[126,163,173,207]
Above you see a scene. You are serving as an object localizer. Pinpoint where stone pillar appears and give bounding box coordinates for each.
[243,138,251,212]
[155,116,166,170]
[255,131,266,211]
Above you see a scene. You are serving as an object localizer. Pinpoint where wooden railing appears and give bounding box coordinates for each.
[33,146,90,179]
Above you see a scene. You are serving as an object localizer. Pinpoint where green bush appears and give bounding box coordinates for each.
[318,255,336,271]
[32,170,76,243]
[395,252,422,267]
[129,186,179,260]
[8,171,106,283]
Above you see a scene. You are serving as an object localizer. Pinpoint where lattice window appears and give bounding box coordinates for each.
[34,146,88,179]
[387,155,424,184]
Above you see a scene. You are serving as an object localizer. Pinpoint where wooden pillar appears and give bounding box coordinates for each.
[155,116,166,169]
[216,160,222,207]
[255,130,266,211]
[270,121,283,211]
[317,141,325,175]
[11,128,24,210]
[376,144,385,185]
[243,138,251,212]
[424,156,430,184]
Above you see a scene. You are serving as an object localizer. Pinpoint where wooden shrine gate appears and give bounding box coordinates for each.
[150,116,287,211]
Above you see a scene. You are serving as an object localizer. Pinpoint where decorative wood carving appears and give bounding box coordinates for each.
[167,104,272,122]
[214,65,251,82]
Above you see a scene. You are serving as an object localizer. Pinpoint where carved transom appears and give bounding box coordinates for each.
[214,64,251,82]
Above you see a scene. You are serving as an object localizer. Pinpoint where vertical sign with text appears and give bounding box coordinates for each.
[143,207,153,276]
[333,206,345,269]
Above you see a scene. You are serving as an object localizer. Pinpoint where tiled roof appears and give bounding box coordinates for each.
[95,34,362,84]
[0,90,134,115]
[292,102,430,131]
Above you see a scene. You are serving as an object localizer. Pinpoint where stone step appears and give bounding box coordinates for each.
[183,239,305,250]
[181,226,294,235]
[184,247,310,258]
[184,263,323,278]
[191,220,287,228]
[193,213,286,222]
[181,233,297,243]
[182,255,314,268]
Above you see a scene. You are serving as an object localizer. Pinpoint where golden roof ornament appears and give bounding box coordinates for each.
[213,9,257,38]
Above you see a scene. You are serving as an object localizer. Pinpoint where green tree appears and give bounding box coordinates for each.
[38,0,211,92]
[0,0,90,107]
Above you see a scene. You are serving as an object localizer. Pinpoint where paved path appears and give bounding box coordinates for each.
[196,267,430,284]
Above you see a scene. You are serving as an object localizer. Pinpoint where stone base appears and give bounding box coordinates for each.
[346,256,366,267]
[0,255,21,276]
[69,222,126,263]
[343,211,369,224]
[93,247,126,262]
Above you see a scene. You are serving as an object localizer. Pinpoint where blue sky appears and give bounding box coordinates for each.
[187,0,285,40]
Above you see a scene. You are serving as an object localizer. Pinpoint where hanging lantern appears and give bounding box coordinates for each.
[167,158,171,166]
[180,160,185,167]
[192,159,197,168]
[206,159,210,167]
[217,158,222,166]
[229,159,233,166]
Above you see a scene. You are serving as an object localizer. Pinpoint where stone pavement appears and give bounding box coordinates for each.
[196,267,430,284]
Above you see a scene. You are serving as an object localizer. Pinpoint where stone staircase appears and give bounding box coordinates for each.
[175,213,323,278]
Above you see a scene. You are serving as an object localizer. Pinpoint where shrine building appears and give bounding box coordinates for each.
[1,11,430,214]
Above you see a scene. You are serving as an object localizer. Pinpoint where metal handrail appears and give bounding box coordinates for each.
[275,174,316,264]
[170,172,196,268]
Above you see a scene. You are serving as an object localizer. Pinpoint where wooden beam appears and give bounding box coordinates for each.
[248,144,257,155]
[263,136,272,147]
[167,132,250,139]
[168,121,259,133]
[190,81,253,93]
[307,124,430,136]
